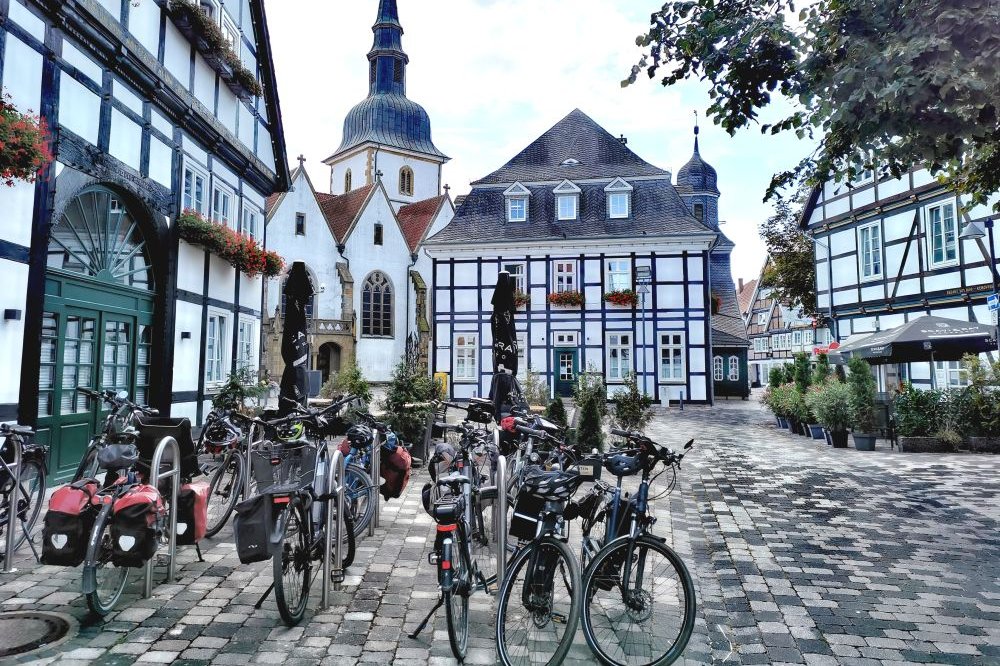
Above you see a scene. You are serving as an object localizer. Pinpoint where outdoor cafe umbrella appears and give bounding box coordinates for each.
[488,271,525,419]
[835,315,996,366]
[278,261,314,416]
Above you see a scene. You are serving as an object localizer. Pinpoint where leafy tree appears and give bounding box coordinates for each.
[381,353,438,446]
[545,398,568,427]
[847,356,878,433]
[627,0,1000,210]
[760,195,817,315]
[319,361,372,404]
[611,373,655,434]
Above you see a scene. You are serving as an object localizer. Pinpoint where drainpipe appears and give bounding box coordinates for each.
[406,252,417,342]
[336,243,354,344]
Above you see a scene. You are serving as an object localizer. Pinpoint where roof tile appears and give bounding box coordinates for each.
[397,195,446,252]
[315,184,376,243]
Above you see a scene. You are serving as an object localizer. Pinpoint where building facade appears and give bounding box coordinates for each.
[0,0,287,480]
[264,0,453,384]
[802,167,999,390]
[425,110,748,403]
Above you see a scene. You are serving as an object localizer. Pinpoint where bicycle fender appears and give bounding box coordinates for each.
[82,504,114,593]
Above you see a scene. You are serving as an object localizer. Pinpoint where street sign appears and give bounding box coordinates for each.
[988,293,1000,311]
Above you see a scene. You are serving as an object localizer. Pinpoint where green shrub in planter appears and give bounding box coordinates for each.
[812,353,831,386]
[792,352,812,394]
[847,356,877,434]
[892,382,941,437]
[545,397,568,427]
[959,353,1000,437]
[768,365,786,387]
[834,364,847,383]
[806,382,851,433]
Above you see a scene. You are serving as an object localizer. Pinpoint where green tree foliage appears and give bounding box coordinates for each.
[760,196,817,315]
[627,0,1000,211]
[545,398,568,428]
[847,356,878,433]
[382,354,438,446]
[319,361,372,404]
[767,365,786,387]
[211,365,268,414]
[611,373,655,434]
[834,364,847,383]
[892,382,942,437]
[521,367,550,407]
[812,353,831,385]
[792,352,812,393]
[574,368,607,452]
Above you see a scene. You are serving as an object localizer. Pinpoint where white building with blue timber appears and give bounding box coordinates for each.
[424,110,749,403]
[0,0,288,480]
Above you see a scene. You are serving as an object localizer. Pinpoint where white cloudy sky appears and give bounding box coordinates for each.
[265,0,814,283]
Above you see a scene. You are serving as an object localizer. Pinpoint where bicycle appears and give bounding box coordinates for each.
[0,424,47,563]
[577,428,697,666]
[198,409,260,538]
[253,397,358,626]
[73,387,159,484]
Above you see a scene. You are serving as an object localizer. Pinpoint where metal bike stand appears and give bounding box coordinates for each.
[369,431,381,536]
[1,436,22,575]
[422,410,435,465]
[495,454,508,587]
[245,422,263,500]
[323,449,346,603]
[144,436,180,598]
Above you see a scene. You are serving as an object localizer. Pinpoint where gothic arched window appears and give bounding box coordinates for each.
[344,169,352,193]
[399,167,414,196]
[362,271,392,337]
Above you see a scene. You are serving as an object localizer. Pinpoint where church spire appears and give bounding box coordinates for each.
[368,0,408,96]
[693,110,700,155]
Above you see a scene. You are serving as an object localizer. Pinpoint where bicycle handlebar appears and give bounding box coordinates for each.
[259,394,358,429]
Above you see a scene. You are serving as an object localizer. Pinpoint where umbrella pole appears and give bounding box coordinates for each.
[929,351,936,390]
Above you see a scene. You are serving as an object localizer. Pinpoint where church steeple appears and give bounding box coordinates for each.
[368,0,409,96]
[693,111,701,155]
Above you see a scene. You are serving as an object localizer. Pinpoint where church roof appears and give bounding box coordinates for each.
[397,194,448,252]
[472,109,669,185]
[315,184,377,243]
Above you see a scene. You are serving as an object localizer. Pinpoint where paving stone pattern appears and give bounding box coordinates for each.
[1,400,998,665]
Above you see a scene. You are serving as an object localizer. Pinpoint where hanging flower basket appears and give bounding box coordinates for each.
[513,290,530,308]
[604,289,638,307]
[177,209,284,278]
[547,290,584,307]
[0,92,53,187]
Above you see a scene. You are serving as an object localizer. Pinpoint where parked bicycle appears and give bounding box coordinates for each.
[198,408,260,538]
[0,423,47,562]
[575,429,697,666]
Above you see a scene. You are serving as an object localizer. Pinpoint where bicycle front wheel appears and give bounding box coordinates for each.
[581,535,696,666]
[0,459,45,553]
[344,463,375,538]
[273,502,311,626]
[496,536,581,666]
[444,529,470,661]
[204,452,244,538]
[83,508,129,616]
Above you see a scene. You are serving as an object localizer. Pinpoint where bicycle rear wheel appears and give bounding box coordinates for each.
[496,536,581,666]
[581,535,696,666]
[0,459,45,554]
[273,502,311,626]
[444,528,470,661]
[83,507,129,616]
[471,485,498,589]
[204,452,244,538]
[344,463,375,538]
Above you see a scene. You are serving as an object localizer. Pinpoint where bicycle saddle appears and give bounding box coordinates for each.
[604,453,642,478]
[521,468,583,502]
[436,472,471,489]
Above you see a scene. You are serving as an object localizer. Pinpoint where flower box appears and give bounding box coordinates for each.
[603,289,637,307]
[0,91,53,186]
[177,209,283,278]
[547,290,584,307]
[513,291,530,308]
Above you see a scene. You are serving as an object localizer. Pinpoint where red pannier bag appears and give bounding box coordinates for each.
[176,480,210,545]
[111,484,162,567]
[41,478,100,566]
[338,438,351,457]
[379,445,412,500]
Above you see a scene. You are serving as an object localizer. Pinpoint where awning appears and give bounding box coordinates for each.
[835,316,996,365]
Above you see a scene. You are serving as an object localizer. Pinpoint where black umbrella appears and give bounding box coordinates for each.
[488,271,526,419]
[839,315,996,364]
[278,261,314,416]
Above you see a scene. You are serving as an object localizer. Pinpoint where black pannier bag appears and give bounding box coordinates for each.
[111,484,162,567]
[509,491,545,540]
[41,478,99,566]
[233,494,271,564]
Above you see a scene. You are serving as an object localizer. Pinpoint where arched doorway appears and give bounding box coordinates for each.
[37,186,157,480]
[316,342,342,383]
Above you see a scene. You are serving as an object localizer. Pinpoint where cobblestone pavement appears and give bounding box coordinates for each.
[2,401,999,665]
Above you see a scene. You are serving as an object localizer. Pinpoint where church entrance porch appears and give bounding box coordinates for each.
[317,342,343,383]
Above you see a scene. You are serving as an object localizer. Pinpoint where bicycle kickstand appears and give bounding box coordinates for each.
[408,597,443,639]
[254,582,275,610]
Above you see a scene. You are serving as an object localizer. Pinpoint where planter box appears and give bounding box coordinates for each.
[898,436,953,453]
[830,430,849,448]
[808,424,824,440]
[777,417,788,429]
[966,437,1000,453]
[852,433,876,451]
[823,429,833,446]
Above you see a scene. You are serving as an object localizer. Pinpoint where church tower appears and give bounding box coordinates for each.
[323,0,449,211]
[676,120,720,229]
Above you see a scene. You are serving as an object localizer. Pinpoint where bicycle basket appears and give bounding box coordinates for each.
[251,440,317,494]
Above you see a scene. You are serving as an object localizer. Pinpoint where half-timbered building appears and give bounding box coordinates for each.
[425,110,749,403]
[0,0,288,480]
[802,168,999,390]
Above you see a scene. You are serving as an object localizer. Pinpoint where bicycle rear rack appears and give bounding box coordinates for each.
[143,436,180,598]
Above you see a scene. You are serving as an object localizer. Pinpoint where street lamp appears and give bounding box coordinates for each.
[635,266,652,397]
[959,218,999,353]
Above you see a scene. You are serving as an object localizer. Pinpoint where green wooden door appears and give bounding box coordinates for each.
[553,348,578,397]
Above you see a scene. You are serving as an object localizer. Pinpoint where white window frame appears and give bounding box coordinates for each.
[556,194,578,221]
[605,259,631,292]
[934,360,969,388]
[222,15,240,51]
[756,311,767,326]
[516,331,527,380]
[502,262,526,293]
[926,200,958,268]
[507,197,527,222]
[858,222,883,280]
[212,182,234,228]
[606,332,632,383]
[607,192,630,219]
[658,332,686,384]
[205,310,230,387]
[182,161,209,216]
[240,204,261,241]
[792,330,802,347]
[728,355,740,381]
[236,317,256,377]
[554,261,577,293]
[713,356,724,381]
[804,330,814,346]
[453,333,478,382]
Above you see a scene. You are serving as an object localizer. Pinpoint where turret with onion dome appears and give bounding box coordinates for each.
[676,123,719,195]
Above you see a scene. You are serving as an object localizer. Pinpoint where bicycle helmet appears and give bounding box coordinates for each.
[520,468,583,502]
[346,424,373,450]
[202,420,238,454]
[605,452,643,477]
[276,421,305,442]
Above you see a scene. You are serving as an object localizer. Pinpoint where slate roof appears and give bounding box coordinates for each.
[471,109,670,185]
[315,184,376,243]
[710,250,749,345]
[397,194,447,252]
[712,325,750,348]
[675,129,719,195]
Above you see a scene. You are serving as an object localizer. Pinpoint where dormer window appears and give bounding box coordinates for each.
[553,180,581,221]
[604,177,633,219]
[504,182,531,223]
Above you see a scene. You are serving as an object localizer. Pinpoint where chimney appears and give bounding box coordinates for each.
[738,278,744,291]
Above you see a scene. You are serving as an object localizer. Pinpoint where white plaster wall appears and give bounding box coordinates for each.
[193,59,216,114]
[128,0,161,52]
[173,301,204,393]
[218,87,238,135]
[372,151,440,209]
[149,138,174,188]
[878,176,908,199]
[238,105,255,151]
[328,152,369,195]
[4,35,42,116]
[207,254,236,301]
[0,262,28,406]
[109,110,142,171]
[163,22,191,88]
[0,178,36,248]
[59,74,101,146]
[177,242,206,293]
[257,120,274,166]
[62,42,102,86]
[882,211,913,242]
[8,2,44,41]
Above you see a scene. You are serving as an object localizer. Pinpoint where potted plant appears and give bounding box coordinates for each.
[603,289,638,307]
[547,290,584,307]
[803,384,827,440]
[806,381,852,447]
[959,353,1000,452]
[513,290,531,308]
[893,383,948,452]
[0,91,52,186]
[785,386,806,435]
[847,356,878,450]
[791,353,816,437]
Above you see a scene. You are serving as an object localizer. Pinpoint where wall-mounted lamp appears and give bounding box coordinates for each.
[181,331,192,340]
[3,309,22,321]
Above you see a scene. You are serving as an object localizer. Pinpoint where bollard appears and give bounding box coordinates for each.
[369,430,381,535]
[1,433,22,574]
[495,454,508,588]
[144,436,180,597]
[679,389,685,411]
[322,447,343,607]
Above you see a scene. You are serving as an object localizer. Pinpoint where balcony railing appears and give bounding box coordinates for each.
[308,318,353,335]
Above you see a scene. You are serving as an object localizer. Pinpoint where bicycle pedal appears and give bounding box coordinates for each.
[551,613,568,625]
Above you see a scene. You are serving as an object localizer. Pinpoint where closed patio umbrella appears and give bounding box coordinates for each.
[278,261,314,416]
[488,271,526,419]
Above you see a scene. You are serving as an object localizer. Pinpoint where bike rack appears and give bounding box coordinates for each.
[143,436,180,598]
[322,448,346,606]
[369,431,381,536]
[245,421,264,500]
[495,453,508,587]
[1,435,22,575]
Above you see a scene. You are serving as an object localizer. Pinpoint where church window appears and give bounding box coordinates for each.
[557,195,577,221]
[693,203,705,222]
[362,271,393,337]
[344,169,352,193]
[393,59,404,84]
[295,213,305,236]
[182,163,208,215]
[374,223,384,246]
[399,167,414,196]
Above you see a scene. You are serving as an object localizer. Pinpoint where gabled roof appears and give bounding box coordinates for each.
[712,324,751,348]
[397,194,449,252]
[314,184,377,244]
[265,192,281,215]
[472,109,670,185]
[737,278,757,316]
